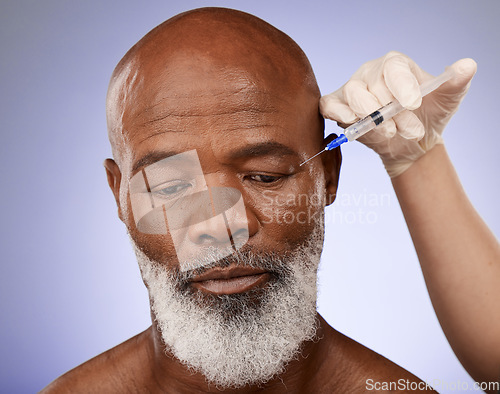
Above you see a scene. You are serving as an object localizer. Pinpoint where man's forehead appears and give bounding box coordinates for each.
[107,7,322,169]
[116,73,320,176]
[116,50,315,156]
[122,56,287,132]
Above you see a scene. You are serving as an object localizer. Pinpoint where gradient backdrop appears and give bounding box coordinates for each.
[1,1,499,392]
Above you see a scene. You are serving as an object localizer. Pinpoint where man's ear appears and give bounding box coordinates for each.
[103,158,124,222]
[321,134,342,206]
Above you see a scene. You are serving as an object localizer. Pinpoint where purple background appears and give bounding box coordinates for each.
[1,1,498,392]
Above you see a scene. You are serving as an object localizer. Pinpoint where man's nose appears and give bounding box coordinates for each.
[187,211,247,245]
[186,186,249,246]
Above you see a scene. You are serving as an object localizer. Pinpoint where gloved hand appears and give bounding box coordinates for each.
[319,51,477,177]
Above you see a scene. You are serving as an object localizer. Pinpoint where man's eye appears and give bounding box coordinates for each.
[153,183,191,197]
[249,174,282,183]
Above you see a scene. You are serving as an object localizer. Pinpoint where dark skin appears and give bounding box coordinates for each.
[42,8,433,393]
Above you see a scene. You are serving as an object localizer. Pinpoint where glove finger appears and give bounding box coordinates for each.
[343,79,397,139]
[392,111,425,140]
[365,119,398,141]
[383,54,422,110]
[366,77,395,108]
[319,93,358,123]
[343,79,381,116]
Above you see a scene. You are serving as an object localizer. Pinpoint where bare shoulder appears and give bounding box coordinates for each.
[41,328,153,394]
[315,316,436,393]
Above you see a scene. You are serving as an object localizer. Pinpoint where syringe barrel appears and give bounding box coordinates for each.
[344,100,404,141]
[340,67,454,143]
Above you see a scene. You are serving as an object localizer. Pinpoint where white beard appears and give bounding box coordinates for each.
[130,220,324,389]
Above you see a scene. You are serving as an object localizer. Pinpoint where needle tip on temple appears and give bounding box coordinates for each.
[299,147,328,166]
[300,133,348,166]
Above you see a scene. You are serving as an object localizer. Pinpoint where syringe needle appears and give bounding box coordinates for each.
[299,148,327,166]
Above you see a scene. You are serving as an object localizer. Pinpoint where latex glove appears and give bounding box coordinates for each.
[319,51,477,177]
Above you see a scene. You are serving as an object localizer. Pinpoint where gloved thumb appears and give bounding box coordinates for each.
[440,58,477,95]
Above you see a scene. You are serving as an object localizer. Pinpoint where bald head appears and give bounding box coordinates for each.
[106,7,322,168]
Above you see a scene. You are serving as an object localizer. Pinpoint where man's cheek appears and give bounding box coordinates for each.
[131,232,180,269]
[125,183,184,269]
[255,191,322,245]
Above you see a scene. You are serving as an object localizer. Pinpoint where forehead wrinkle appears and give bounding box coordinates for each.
[126,93,284,140]
[139,107,277,129]
[141,88,279,115]
[133,120,284,148]
[129,81,282,127]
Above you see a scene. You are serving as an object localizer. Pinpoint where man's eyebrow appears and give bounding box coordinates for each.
[132,151,180,173]
[132,142,297,173]
[228,142,298,161]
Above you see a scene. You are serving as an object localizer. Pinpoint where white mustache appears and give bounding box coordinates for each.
[173,247,294,284]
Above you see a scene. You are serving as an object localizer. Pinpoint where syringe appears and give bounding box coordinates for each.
[300,66,455,166]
